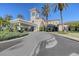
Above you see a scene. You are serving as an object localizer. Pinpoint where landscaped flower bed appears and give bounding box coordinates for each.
[0,31,28,41]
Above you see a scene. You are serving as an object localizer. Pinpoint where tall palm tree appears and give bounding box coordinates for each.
[41,3,50,20]
[53,3,68,31]
[4,15,13,31]
[4,15,13,25]
[41,3,50,31]
[17,14,24,19]
[0,16,3,27]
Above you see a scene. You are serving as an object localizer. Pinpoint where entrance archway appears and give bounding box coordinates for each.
[46,24,58,32]
[29,26,35,31]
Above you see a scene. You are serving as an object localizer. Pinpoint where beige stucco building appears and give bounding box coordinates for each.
[10,8,61,32]
[29,8,60,31]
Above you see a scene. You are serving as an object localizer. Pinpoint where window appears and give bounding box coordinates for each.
[32,12,35,16]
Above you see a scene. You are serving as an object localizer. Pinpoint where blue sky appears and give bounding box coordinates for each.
[0,3,79,22]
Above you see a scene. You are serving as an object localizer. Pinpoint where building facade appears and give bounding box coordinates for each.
[29,8,60,31]
[10,8,60,32]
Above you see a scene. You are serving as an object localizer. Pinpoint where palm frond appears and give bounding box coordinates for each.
[64,3,69,10]
[52,3,58,13]
[41,3,50,20]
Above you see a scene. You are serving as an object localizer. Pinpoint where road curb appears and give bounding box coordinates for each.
[0,36,26,52]
[52,33,79,42]
[0,32,56,56]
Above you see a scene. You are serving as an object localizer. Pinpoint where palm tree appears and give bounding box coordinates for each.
[53,3,68,31]
[4,15,13,31]
[0,16,3,27]
[17,14,24,19]
[4,15,13,25]
[41,3,50,20]
[41,4,50,31]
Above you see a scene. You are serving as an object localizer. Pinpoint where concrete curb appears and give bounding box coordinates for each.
[52,33,79,42]
[0,34,54,56]
[0,36,26,52]
[0,32,56,56]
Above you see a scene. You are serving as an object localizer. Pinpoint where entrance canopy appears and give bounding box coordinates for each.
[10,18,36,31]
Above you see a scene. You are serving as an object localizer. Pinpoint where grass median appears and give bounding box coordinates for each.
[0,31,28,41]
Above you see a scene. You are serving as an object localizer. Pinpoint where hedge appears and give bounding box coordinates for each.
[0,31,28,41]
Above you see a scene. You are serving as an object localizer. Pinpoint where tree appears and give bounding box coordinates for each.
[17,14,24,19]
[3,15,13,31]
[0,16,3,27]
[53,3,68,31]
[41,4,50,31]
[41,3,50,20]
[4,15,13,25]
[39,26,45,31]
[16,14,24,32]
[0,17,3,30]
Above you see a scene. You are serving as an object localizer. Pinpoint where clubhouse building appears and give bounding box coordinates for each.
[10,8,65,32]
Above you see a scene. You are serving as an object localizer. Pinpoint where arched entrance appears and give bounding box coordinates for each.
[46,24,58,32]
[29,26,35,31]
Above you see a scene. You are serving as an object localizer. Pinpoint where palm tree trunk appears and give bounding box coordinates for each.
[60,10,64,31]
[45,16,48,31]
[45,16,48,25]
[46,16,48,21]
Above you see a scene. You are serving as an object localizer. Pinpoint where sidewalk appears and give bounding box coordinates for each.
[51,32,79,42]
[0,32,53,56]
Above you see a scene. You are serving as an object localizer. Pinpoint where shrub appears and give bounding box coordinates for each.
[0,31,28,41]
[58,31,68,34]
[39,26,45,31]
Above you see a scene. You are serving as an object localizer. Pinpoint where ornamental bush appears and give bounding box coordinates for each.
[0,31,28,41]
[39,26,45,31]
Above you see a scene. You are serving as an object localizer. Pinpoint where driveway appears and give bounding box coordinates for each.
[37,34,79,56]
[0,32,53,56]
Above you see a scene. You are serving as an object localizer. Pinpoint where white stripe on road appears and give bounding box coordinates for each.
[46,36,58,49]
[69,53,79,56]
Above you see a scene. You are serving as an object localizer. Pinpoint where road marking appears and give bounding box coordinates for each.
[46,37,58,49]
[33,42,41,56]
[69,53,79,56]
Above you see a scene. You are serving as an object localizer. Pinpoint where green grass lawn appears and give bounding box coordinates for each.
[58,31,79,38]
[58,31,68,34]
[0,31,28,41]
[66,32,79,38]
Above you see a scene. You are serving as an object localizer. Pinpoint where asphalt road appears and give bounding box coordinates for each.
[0,32,53,56]
[0,32,79,56]
[37,34,79,56]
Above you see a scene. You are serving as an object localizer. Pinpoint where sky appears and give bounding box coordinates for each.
[0,3,79,23]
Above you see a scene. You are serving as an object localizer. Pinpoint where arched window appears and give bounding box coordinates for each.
[32,12,35,16]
